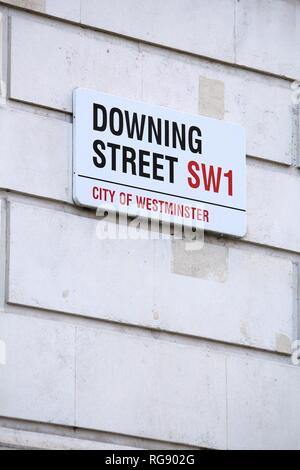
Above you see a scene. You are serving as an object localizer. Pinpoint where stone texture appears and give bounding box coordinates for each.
[9,16,142,112]
[141,46,293,165]
[246,164,300,253]
[0,107,71,202]
[0,427,141,450]
[9,16,293,165]
[80,0,235,63]
[0,12,6,103]
[1,0,299,452]
[1,0,81,22]
[235,0,300,79]
[76,327,227,448]
[2,0,45,12]
[0,340,5,365]
[227,356,300,449]
[199,76,225,119]
[3,1,300,80]
[8,202,156,325]
[0,199,5,310]
[154,240,294,352]
[45,0,80,22]
[0,314,75,425]
[7,202,295,352]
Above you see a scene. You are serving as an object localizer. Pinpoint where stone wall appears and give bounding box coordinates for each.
[0,0,299,450]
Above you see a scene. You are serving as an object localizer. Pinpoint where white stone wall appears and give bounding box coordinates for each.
[0,0,299,450]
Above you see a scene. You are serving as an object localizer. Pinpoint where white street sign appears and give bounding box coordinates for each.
[73,89,246,236]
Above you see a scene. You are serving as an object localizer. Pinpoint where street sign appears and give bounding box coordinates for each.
[73,88,246,236]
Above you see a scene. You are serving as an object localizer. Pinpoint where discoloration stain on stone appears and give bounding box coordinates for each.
[153,310,159,321]
[62,290,69,299]
[276,333,292,355]
[171,240,229,282]
[199,76,225,120]
[3,0,45,12]
[0,339,6,365]
[0,201,8,311]
[240,321,251,343]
